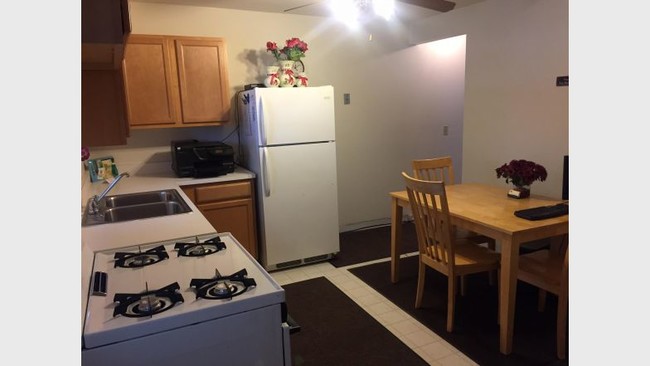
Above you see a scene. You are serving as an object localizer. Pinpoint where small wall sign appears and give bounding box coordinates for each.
[556,76,569,87]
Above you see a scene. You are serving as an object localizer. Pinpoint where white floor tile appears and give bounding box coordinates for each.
[402,329,439,348]
[419,341,455,360]
[435,353,478,366]
[366,301,397,316]
[390,318,422,336]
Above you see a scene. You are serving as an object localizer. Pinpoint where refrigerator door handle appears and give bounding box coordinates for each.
[262,147,271,197]
[259,97,267,146]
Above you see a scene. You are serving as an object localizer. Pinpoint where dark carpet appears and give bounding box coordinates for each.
[349,256,568,366]
[283,276,429,366]
[329,222,419,267]
[331,222,504,268]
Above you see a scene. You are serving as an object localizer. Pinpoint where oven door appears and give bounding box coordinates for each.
[83,304,287,366]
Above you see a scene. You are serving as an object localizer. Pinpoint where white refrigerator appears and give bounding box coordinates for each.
[239,85,340,271]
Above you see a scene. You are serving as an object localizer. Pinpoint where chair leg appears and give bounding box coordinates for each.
[415,260,426,308]
[488,270,496,286]
[487,238,496,250]
[557,291,568,359]
[487,238,497,286]
[460,275,466,296]
[447,275,457,332]
[537,289,548,312]
[496,269,500,325]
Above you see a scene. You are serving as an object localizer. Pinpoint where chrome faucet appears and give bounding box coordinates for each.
[88,172,130,214]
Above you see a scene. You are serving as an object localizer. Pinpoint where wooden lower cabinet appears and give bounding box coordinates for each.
[181,180,258,260]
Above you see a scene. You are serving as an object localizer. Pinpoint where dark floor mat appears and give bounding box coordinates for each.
[283,276,429,366]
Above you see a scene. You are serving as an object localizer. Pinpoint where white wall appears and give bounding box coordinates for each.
[410,0,569,198]
[92,2,468,231]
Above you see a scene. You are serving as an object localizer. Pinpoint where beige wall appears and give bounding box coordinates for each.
[410,0,569,198]
[93,1,468,231]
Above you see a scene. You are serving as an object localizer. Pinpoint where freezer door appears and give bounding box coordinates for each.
[256,86,335,146]
[257,142,340,268]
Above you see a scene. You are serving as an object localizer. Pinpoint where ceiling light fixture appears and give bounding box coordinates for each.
[330,0,395,28]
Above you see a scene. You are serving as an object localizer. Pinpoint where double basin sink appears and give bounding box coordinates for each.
[82,189,192,226]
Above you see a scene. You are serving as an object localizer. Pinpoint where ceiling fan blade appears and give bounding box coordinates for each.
[398,0,456,12]
[284,1,323,13]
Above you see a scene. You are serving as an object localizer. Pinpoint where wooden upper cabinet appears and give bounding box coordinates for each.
[82,0,131,70]
[81,0,131,146]
[123,36,180,126]
[123,35,231,129]
[82,70,129,147]
[175,38,231,123]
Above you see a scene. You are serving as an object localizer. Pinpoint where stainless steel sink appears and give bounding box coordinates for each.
[82,189,192,226]
[104,190,183,208]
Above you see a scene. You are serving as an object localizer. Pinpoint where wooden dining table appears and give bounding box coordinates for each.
[389,183,568,355]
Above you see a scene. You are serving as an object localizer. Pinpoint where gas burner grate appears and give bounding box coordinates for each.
[190,269,256,300]
[174,236,226,257]
[113,282,184,318]
[114,245,169,268]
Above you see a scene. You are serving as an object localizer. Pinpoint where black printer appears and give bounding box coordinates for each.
[171,140,235,178]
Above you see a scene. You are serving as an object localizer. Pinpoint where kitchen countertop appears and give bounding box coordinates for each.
[81,162,256,324]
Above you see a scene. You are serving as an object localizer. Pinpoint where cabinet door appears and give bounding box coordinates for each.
[197,199,258,260]
[122,35,180,127]
[175,37,231,123]
[82,69,129,147]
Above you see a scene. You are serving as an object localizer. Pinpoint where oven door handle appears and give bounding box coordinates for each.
[281,322,292,366]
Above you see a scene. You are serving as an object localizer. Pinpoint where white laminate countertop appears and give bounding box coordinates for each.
[81,162,256,323]
[81,163,255,251]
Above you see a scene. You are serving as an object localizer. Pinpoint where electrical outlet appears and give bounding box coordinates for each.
[443,125,449,136]
[343,93,350,105]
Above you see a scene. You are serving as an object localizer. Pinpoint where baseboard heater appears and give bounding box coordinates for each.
[268,253,337,272]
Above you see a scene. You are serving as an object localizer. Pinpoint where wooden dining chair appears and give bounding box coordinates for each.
[412,156,497,290]
[412,156,456,183]
[402,172,500,332]
[412,156,494,245]
[517,239,568,359]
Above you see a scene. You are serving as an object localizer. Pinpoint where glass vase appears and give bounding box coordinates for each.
[508,185,531,199]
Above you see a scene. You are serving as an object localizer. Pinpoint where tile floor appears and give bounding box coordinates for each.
[270,251,479,366]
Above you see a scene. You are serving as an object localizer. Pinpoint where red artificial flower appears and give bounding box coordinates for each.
[266,41,282,60]
[266,37,308,61]
[285,37,308,52]
[82,146,90,161]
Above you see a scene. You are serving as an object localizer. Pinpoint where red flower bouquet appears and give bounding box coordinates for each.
[495,159,548,188]
[266,37,308,61]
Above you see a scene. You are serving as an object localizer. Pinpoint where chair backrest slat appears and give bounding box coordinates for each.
[412,156,455,184]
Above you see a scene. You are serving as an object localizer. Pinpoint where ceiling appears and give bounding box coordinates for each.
[132,0,485,22]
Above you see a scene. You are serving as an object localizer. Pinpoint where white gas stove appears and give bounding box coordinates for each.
[82,232,291,366]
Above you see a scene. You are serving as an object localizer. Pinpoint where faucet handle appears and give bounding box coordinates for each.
[89,195,101,214]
